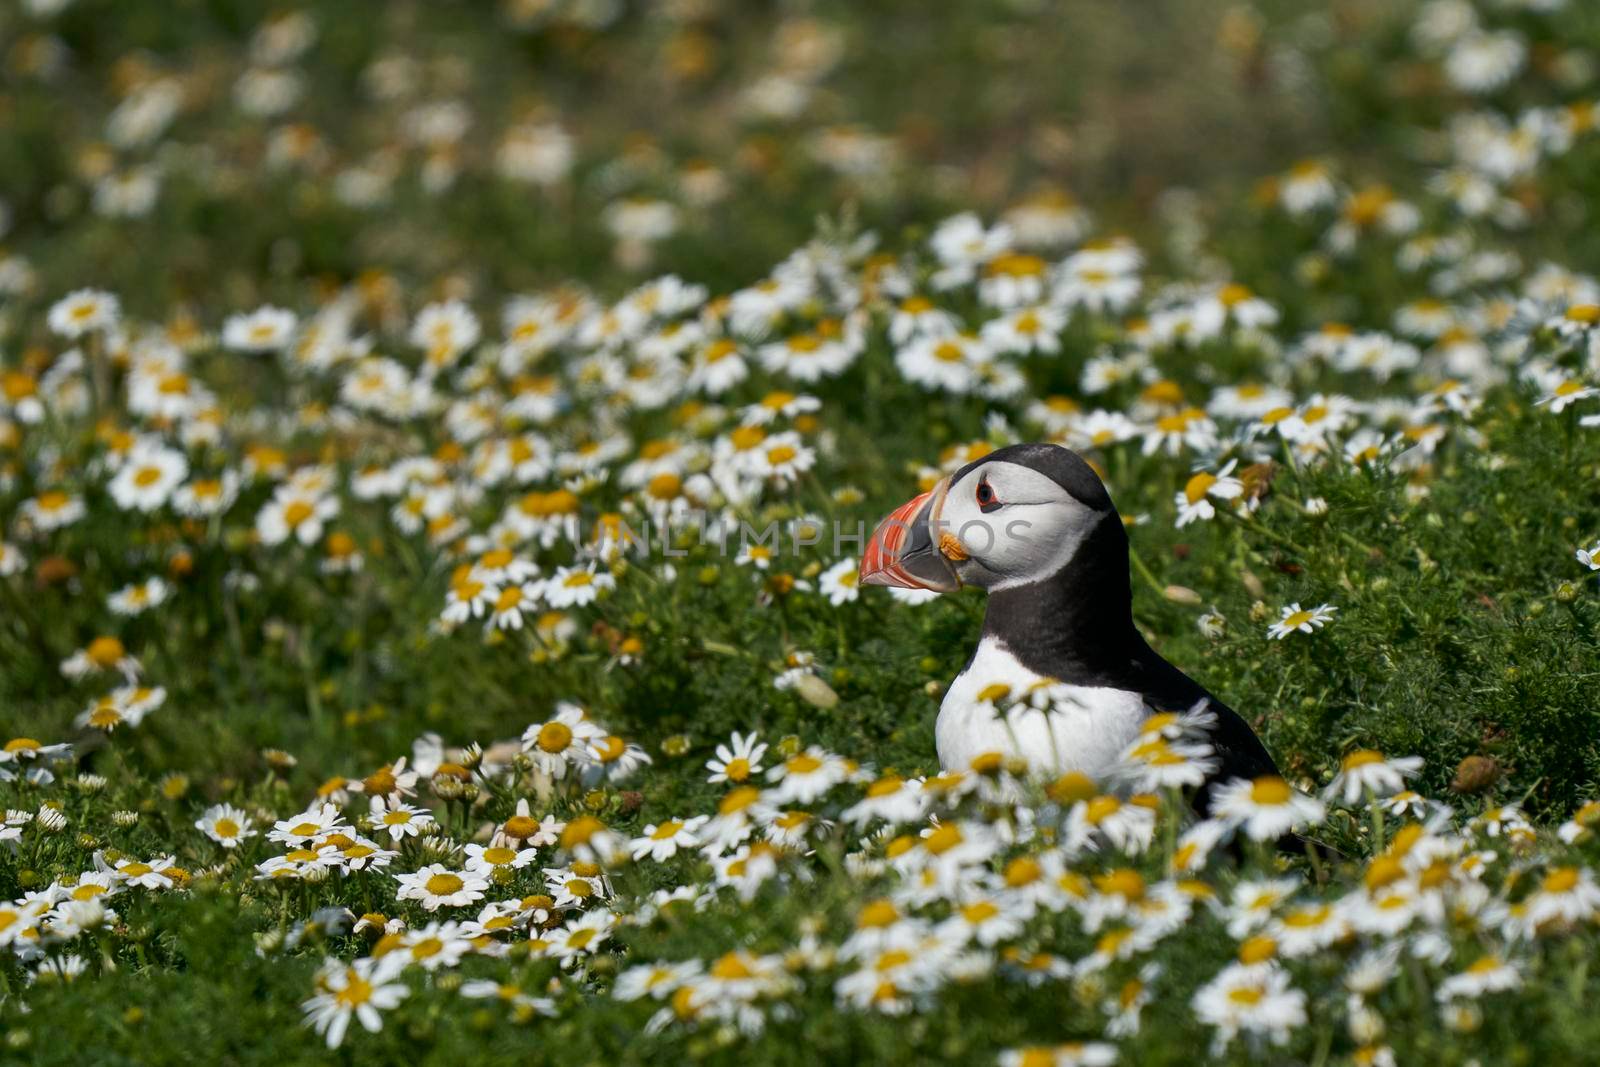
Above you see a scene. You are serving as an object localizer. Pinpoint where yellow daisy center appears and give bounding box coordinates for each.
[537,721,573,753]
[424,873,464,896]
[1250,777,1292,804]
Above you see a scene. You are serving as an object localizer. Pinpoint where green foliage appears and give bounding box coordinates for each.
[5,0,1600,1064]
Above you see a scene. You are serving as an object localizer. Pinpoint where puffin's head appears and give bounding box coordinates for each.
[860,443,1118,593]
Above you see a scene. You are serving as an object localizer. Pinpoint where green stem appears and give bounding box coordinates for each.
[1304,837,1325,885]
[700,638,755,659]
[1127,546,1167,597]
[0,577,53,665]
[1224,510,1310,557]
[1308,1023,1333,1067]
[221,580,259,702]
[1161,788,1179,869]
[1334,528,1381,559]
[87,333,111,418]
[299,624,325,734]
[1279,436,1301,483]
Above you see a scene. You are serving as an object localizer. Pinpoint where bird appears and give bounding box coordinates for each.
[858,441,1281,815]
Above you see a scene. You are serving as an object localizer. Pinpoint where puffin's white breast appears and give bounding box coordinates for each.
[936,635,1150,780]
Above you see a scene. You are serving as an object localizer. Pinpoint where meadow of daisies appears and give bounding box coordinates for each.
[6,0,1600,1063]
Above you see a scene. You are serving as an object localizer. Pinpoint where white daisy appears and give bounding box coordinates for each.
[706,732,768,785]
[542,564,616,608]
[1266,603,1337,640]
[1323,750,1424,804]
[394,864,488,911]
[301,956,408,1049]
[1210,776,1325,841]
[630,815,709,862]
[195,803,256,849]
[819,557,861,605]
[108,445,188,513]
[222,305,298,353]
[48,289,120,338]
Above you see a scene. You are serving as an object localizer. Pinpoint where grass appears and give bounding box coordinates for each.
[5,0,1600,1064]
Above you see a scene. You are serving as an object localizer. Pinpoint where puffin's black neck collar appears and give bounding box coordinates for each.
[978,513,1143,685]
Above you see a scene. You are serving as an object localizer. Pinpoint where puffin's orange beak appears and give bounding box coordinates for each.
[859,477,962,592]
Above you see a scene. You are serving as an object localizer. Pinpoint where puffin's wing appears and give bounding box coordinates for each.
[1122,647,1282,815]
[1130,654,1332,857]
[1190,695,1281,816]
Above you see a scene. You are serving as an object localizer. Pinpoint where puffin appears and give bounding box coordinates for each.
[858,442,1280,814]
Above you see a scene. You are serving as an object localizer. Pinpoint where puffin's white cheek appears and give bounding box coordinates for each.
[983,507,1096,587]
[937,512,1036,584]
[985,516,1064,573]
[932,495,982,549]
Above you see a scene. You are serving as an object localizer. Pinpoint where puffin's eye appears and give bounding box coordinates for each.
[975,479,1001,512]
